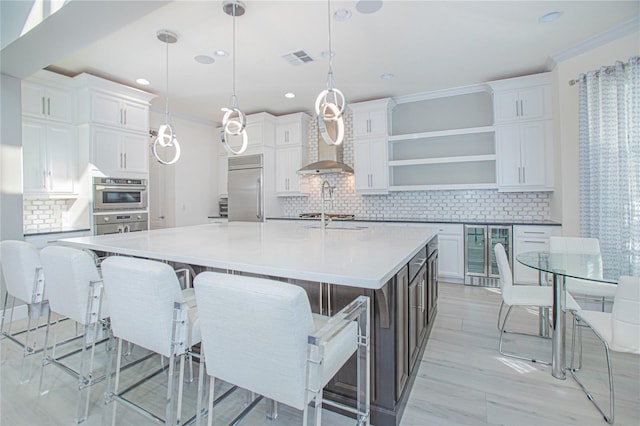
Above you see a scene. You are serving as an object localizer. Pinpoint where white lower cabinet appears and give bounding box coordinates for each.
[513,225,560,284]
[22,119,77,195]
[354,138,388,194]
[91,127,148,177]
[435,224,465,281]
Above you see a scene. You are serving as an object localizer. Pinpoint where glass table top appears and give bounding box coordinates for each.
[516,251,618,285]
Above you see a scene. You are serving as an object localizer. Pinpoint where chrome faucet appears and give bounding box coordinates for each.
[320,180,335,230]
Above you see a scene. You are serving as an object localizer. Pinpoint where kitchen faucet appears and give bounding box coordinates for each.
[320,180,335,230]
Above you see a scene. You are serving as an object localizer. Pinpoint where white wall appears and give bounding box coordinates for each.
[1,73,25,305]
[149,110,218,227]
[551,31,640,236]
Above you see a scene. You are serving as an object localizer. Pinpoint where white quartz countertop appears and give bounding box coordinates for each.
[58,221,438,289]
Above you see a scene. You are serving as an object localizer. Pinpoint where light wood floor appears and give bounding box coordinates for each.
[1,283,638,425]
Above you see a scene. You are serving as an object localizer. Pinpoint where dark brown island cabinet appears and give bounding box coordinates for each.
[291,235,438,426]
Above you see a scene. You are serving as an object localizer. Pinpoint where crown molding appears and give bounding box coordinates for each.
[546,16,640,70]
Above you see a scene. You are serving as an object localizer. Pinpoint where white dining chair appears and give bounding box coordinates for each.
[192,271,370,426]
[0,240,48,383]
[38,245,109,424]
[495,243,579,364]
[100,256,201,426]
[570,275,640,424]
[549,236,616,311]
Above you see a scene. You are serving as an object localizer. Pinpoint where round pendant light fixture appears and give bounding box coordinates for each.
[220,0,248,156]
[152,29,181,165]
[315,0,346,146]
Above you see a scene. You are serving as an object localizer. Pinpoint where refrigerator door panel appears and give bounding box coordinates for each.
[228,167,263,222]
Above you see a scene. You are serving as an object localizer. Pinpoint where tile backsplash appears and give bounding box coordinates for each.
[280,110,551,223]
[23,198,75,233]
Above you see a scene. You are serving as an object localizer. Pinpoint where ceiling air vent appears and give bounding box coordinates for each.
[282,50,314,66]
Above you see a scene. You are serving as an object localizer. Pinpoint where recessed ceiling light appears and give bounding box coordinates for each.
[214,50,229,57]
[356,0,382,14]
[333,9,351,21]
[380,73,394,80]
[285,92,295,99]
[194,55,215,64]
[320,50,335,58]
[136,78,150,85]
[539,11,563,23]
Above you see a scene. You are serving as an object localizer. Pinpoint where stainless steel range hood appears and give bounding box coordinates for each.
[297,119,354,175]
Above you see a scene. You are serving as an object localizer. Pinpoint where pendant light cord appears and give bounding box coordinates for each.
[165,39,170,122]
[326,0,335,90]
[231,3,238,107]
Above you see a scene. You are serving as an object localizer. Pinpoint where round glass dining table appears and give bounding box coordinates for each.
[516,251,617,380]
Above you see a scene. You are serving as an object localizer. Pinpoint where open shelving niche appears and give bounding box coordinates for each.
[389,85,496,191]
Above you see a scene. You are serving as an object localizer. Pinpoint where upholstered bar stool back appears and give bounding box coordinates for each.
[101,256,198,357]
[40,246,106,324]
[1,240,43,305]
[39,245,108,423]
[197,273,316,410]
[0,240,46,383]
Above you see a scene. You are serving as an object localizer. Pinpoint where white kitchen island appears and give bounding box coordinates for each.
[59,221,439,426]
[59,221,436,289]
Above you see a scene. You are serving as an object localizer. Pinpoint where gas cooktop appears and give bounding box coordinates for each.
[299,213,355,220]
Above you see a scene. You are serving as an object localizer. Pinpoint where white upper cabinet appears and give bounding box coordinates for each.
[275,113,310,196]
[489,72,552,124]
[90,92,149,132]
[22,81,74,123]
[276,146,308,196]
[90,127,149,177]
[74,73,155,134]
[354,138,388,194]
[22,119,77,195]
[21,71,77,196]
[351,98,393,138]
[490,72,554,192]
[219,112,277,155]
[496,121,553,191]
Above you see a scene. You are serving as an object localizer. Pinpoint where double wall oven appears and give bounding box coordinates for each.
[92,177,149,235]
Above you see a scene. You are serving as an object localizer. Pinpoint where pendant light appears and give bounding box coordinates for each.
[315,0,346,146]
[152,30,182,165]
[220,0,248,156]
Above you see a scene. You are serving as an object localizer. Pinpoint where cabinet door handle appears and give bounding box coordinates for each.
[124,153,127,168]
[520,99,524,117]
[120,153,123,168]
[124,109,127,125]
[43,170,47,188]
[42,97,46,115]
[524,231,545,235]
[47,98,51,116]
[515,100,519,117]
[523,240,546,244]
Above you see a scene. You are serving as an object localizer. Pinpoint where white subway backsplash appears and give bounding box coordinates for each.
[23,198,75,233]
[280,109,551,223]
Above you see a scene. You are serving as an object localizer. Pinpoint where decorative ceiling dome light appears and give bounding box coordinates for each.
[315,0,346,146]
[152,30,181,165]
[220,0,248,156]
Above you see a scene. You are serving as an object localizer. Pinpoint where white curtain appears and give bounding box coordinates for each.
[579,56,640,279]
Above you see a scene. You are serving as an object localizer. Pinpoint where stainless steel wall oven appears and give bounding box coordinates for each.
[93,177,148,212]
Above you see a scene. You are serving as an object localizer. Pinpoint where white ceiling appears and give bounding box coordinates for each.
[2,1,639,124]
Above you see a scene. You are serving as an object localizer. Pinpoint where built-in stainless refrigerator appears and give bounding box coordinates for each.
[464,224,512,286]
[228,154,264,222]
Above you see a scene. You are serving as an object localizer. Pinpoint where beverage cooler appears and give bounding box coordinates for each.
[464,225,512,286]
